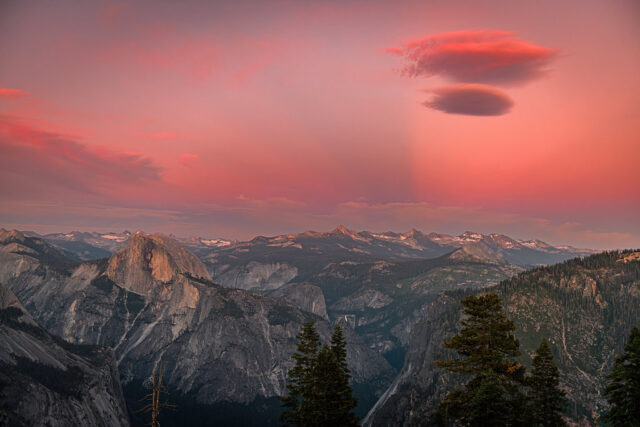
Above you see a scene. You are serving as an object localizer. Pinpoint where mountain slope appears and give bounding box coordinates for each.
[0,282,129,426]
[0,230,393,425]
[365,250,640,426]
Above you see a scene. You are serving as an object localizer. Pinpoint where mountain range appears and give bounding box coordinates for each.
[0,229,392,425]
[35,226,591,266]
[2,226,635,426]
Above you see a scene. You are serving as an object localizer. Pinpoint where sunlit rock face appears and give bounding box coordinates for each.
[0,282,130,427]
[106,232,211,295]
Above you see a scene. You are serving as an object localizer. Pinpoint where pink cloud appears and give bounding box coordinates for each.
[388,29,557,85]
[179,153,198,165]
[0,88,30,99]
[0,115,162,200]
[424,84,514,116]
[148,131,178,140]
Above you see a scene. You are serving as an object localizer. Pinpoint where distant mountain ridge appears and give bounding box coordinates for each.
[31,226,593,266]
[213,226,593,266]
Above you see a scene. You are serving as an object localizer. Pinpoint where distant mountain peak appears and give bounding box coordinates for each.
[457,231,484,241]
[333,224,356,235]
[0,228,26,244]
[403,228,423,238]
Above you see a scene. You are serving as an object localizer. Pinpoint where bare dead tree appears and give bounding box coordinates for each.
[137,363,176,427]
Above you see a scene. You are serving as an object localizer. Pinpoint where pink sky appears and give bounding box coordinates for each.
[1,0,639,248]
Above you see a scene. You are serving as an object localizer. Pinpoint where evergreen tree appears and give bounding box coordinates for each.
[467,370,511,426]
[527,339,567,427]
[280,322,358,427]
[434,293,525,426]
[309,344,353,426]
[603,326,640,426]
[328,323,359,426]
[280,321,320,426]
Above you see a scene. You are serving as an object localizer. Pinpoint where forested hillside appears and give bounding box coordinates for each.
[366,250,640,426]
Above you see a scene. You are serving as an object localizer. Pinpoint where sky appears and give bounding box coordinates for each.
[1,0,639,248]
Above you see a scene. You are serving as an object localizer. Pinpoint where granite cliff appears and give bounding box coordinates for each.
[0,282,129,426]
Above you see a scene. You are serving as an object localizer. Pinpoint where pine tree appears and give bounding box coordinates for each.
[434,293,525,426]
[281,322,359,427]
[280,321,320,426]
[527,339,567,427]
[467,370,511,426]
[603,326,640,426]
[309,344,344,425]
[328,323,359,426]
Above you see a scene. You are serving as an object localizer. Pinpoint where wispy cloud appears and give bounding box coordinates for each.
[0,115,163,200]
[0,88,31,99]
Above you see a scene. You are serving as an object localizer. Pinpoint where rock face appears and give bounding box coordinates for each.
[0,282,129,426]
[210,261,298,292]
[363,293,462,427]
[106,232,211,294]
[270,282,329,319]
[365,251,640,426]
[0,231,394,424]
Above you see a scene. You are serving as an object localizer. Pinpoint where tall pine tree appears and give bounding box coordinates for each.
[603,326,640,426]
[328,323,359,426]
[527,339,567,427]
[280,321,320,426]
[280,322,358,427]
[467,370,511,426]
[434,293,525,426]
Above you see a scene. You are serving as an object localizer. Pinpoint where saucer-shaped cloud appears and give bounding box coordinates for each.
[424,84,514,116]
[388,30,556,85]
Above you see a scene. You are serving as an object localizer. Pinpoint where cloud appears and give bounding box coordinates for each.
[0,115,163,200]
[424,84,514,116]
[147,131,178,140]
[0,88,30,99]
[388,29,557,85]
[179,153,198,165]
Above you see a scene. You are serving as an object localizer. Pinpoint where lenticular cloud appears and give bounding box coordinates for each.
[424,84,514,116]
[388,29,557,86]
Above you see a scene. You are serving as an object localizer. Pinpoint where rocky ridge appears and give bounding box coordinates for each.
[0,282,129,426]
